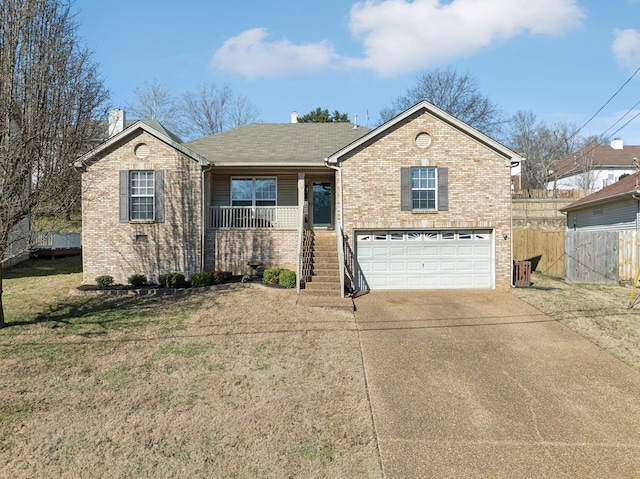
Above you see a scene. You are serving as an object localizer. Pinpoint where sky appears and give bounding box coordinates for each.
[76,0,640,147]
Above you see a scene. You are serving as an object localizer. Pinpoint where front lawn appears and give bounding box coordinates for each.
[0,258,381,478]
[511,272,640,371]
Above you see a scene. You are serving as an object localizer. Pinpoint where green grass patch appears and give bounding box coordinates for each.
[4,256,82,279]
[152,343,208,360]
[298,436,333,462]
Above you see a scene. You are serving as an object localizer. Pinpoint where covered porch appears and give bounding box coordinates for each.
[205,169,337,231]
[203,168,338,276]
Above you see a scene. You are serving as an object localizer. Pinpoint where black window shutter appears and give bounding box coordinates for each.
[400,167,412,211]
[155,170,165,223]
[119,170,129,223]
[437,167,448,211]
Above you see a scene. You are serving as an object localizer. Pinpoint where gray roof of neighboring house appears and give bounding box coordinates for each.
[185,122,371,166]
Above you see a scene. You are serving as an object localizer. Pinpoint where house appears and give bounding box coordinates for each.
[550,138,640,193]
[75,101,523,293]
[560,172,640,283]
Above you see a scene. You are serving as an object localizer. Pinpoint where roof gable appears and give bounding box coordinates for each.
[74,121,209,168]
[561,172,640,211]
[326,101,523,165]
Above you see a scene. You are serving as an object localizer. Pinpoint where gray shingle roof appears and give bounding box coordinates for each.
[127,119,183,144]
[185,123,371,166]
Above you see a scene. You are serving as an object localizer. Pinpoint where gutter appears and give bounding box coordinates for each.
[560,190,640,213]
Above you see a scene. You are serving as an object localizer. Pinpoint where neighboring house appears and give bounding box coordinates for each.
[75,101,522,293]
[560,172,640,283]
[550,138,640,193]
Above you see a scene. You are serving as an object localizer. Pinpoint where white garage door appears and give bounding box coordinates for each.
[355,230,493,290]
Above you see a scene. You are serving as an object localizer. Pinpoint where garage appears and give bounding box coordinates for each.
[354,230,494,290]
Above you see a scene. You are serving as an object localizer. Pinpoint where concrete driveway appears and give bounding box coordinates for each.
[354,290,640,478]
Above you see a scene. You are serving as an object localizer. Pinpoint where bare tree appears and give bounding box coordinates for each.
[506,111,580,192]
[126,78,184,137]
[378,67,505,138]
[0,0,108,327]
[179,83,261,138]
[228,93,261,130]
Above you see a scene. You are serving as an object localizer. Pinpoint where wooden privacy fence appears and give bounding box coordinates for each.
[565,230,639,284]
[512,199,572,221]
[513,229,566,277]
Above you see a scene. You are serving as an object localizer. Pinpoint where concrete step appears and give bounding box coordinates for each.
[309,255,338,266]
[310,268,339,278]
[307,275,339,283]
[304,282,341,292]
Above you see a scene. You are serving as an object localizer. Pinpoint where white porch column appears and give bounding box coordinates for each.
[297,172,305,230]
[296,172,306,293]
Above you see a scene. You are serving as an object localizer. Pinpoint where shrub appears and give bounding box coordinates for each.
[211,270,226,285]
[262,268,282,285]
[95,275,114,288]
[191,271,212,288]
[127,274,147,287]
[158,272,187,288]
[279,269,296,289]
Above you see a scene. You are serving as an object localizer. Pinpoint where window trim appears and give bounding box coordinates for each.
[230,177,277,207]
[401,166,448,212]
[119,170,164,224]
[130,170,155,221]
[411,166,437,211]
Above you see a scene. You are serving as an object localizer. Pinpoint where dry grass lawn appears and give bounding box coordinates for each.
[511,272,640,371]
[0,258,381,478]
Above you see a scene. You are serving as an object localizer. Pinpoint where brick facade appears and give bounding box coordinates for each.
[80,105,516,290]
[81,130,202,285]
[338,110,513,289]
[204,230,298,274]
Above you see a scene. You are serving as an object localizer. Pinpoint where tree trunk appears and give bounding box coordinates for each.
[0,263,5,328]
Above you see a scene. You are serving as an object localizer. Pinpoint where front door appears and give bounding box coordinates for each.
[312,182,332,228]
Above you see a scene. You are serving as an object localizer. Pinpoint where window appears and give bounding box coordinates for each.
[130,171,155,220]
[231,178,276,207]
[119,170,164,223]
[401,167,448,212]
[411,167,436,210]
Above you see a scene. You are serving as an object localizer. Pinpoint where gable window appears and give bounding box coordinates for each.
[401,167,448,211]
[231,178,276,207]
[119,170,164,223]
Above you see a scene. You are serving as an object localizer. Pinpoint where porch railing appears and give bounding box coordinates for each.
[31,231,82,249]
[209,206,299,229]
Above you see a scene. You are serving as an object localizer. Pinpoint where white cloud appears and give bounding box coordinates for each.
[349,0,585,76]
[211,28,342,79]
[613,29,640,71]
[211,0,584,78]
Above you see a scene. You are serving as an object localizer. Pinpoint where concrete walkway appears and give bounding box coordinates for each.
[354,290,640,478]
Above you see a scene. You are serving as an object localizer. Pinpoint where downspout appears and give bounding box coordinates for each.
[201,164,213,273]
[324,158,345,297]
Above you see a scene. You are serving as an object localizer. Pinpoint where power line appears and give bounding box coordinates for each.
[567,64,640,143]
